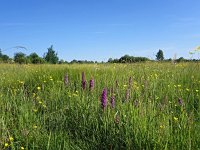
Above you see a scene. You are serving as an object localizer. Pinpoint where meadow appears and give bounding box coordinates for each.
[0,62,199,150]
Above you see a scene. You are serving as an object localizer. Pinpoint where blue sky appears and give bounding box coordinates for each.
[0,0,200,61]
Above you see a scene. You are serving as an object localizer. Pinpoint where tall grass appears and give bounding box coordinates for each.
[0,63,199,149]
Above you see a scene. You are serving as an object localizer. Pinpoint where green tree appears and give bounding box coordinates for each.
[177,57,185,62]
[58,59,65,64]
[156,49,164,61]
[28,52,45,64]
[108,58,113,63]
[44,45,59,64]
[0,49,10,63]
[0,49,2,58]
[118,55,149,63]
[119,55,130,63]
[14,52,27,64]
[1,54,9,62]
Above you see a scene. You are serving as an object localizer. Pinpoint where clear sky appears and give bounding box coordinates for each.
[0,0,200,61]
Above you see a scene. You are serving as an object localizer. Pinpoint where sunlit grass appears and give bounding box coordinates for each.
[0,62,199,149]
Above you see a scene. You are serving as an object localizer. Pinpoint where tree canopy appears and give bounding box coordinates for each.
[44,45,59,64]
[14,52,27,64]
[156,49,164,61]
[108,55,149,63]
[28,52,45,64]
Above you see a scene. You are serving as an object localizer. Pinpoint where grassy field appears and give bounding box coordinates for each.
[0,62,200,150]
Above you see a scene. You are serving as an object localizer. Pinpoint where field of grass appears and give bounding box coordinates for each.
[0,62,200,150]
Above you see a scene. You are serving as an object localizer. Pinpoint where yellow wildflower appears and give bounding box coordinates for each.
[174,117,178,121]
[33,93,36,97]
[9,136,14,142]
[33,125,37,129]
[72,93,78,97]
[37,86,41,90]
[21,146,25,150]
[123,85,127,88]
[160,125,164,129]
[4,143,9,147]
[19,81,24,84]
[33,109,38,112]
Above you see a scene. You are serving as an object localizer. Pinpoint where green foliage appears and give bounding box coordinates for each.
[68,59,95,64]
[14,52,27,64]
[108,58,113,63]
[44,45,59,64]
[0,49,10,63]
[156,49,164,61]
[0,54,9,62]
[1,54,9,60]
[108,55,149,63]
[119,55,149,63]
[28,52,45,64]
[0,49,2,57]
[177,57,185,62]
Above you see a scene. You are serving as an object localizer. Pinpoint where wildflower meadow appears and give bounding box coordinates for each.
[0,62,200,149]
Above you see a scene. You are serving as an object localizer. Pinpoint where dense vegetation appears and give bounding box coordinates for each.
[0,63,199,149]
[1,47,200,64]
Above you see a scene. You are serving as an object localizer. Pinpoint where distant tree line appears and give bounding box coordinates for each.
[108,55,150,63]
[0,45,59,64]
[0,47,199,64]
[69,59,97,64]
[155,49,200,62]
[164,57,200,63]
[0,50,11,63]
